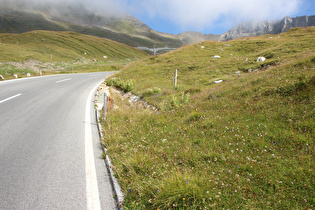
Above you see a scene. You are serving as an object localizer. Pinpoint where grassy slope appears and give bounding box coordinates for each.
[103,27,315,209]
[0,30,148,62]
[0,30,148,79]
[0,10,183,49]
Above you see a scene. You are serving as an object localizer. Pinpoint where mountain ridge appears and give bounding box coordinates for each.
[219,15,315,41]
[0,2,314,51]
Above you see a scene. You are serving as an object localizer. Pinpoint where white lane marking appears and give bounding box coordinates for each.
[85,82,102,210]
[55,78,72,83]
[0,93,22,104]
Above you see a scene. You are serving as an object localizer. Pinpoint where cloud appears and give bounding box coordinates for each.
[120,0,302,31]
[0,0,125,16]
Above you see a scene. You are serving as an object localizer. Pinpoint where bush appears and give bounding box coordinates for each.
[106,78,135,93]
[143,87,162,96]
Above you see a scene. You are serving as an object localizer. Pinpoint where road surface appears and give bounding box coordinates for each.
[0,73,116,209]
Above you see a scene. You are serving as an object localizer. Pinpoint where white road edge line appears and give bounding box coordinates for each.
[56,78,72,83]
[0,93,22,104]
[85,82,102,210]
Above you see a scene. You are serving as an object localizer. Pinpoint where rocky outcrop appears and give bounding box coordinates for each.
[220,15,315,41]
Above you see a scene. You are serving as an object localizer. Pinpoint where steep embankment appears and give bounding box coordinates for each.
[103,27,315,209]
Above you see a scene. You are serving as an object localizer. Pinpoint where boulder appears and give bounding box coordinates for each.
[257,57,266,62]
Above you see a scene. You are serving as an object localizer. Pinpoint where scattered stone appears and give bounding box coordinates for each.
[214,80,223,84]
[26,73,31,77]
[257,57,266,62]
[201,46,205,49]
[13,74,18,79]
[103,56,108,59]
[235,71,241,74]
[42,38,46,42]
[213,55,221,58]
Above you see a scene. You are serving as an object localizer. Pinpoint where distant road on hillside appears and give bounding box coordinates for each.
[0,73,116,209]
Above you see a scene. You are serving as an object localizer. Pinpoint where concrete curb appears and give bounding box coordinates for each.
[95,92,125,210]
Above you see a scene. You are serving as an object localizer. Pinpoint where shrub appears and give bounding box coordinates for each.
[106,78,135,93]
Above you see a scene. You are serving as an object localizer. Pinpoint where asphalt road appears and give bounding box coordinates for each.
[0,73,116,209]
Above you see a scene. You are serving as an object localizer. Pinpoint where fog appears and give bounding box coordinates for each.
[0,0,305,33]
[0,0,125,17]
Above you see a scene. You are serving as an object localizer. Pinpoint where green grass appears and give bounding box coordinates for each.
[102,27,315,209]
[0,30,149,79]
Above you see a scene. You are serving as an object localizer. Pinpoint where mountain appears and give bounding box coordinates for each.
[220,15,315,41]
[0,1,314,51]
[176,31,219,45]
[0,2,183,50]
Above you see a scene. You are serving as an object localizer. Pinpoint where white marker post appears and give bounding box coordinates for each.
[103,93,108,122]
[174,69,178,89]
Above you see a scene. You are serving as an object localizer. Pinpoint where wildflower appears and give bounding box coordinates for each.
[183,198,186,201]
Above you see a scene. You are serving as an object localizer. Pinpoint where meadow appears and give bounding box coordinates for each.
[0,30,148,79]
[103,27,314,209]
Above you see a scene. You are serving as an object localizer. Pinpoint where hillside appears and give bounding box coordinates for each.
[1,2,314,50]
[103,27,315,209]
[0,30,148,78]
[220,15,315,41]
[0,5,183,49]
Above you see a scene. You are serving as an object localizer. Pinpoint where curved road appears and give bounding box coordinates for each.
[0,73,116,209]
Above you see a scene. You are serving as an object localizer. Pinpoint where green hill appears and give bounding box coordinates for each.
[0,30,148,79]
[0,30,148,62]
[103,27,315,209]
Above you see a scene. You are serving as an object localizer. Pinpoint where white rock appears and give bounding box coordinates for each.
[213,55,221,58]
[26,73,31,77]
[13,74,18,79]
[214,80,223,84]
[257,57,266,62]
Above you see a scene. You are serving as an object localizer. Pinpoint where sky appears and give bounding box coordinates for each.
[1,0,315,35]
[120,0,315,35]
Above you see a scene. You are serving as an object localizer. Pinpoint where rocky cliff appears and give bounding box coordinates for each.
[220,15,315,41]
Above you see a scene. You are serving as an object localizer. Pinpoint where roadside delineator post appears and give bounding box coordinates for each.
[103,92,108,121]
[174,69,178,89]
